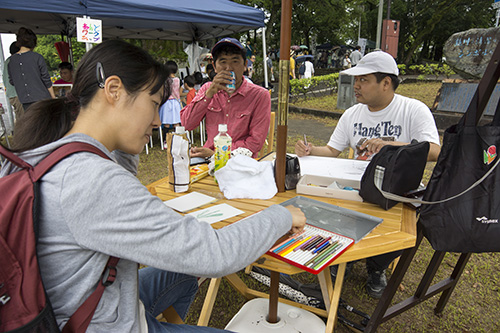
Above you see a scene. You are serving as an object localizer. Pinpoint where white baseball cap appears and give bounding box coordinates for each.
[341,51,399,76]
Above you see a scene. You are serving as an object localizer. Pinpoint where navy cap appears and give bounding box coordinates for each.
[211,37,244,55]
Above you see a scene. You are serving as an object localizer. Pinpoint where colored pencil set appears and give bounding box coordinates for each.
[267,225,354,274]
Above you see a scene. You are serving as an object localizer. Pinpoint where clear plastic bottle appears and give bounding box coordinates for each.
[213,124,232,171]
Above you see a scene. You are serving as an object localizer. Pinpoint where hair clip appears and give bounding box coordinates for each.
[96,62,106,89]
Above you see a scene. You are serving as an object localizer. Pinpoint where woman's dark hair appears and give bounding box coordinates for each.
[165,60,178,75]
[8,39,170,152]
[16,27,37,49]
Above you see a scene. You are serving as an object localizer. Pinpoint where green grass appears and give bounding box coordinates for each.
[291,81,442,111]
[136,81,500,332]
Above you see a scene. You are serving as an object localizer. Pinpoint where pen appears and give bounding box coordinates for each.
[303,134,310,152]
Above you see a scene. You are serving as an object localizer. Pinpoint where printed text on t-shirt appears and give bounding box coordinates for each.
[353,121,402,139]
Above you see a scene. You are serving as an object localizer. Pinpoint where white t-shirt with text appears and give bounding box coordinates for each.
[327,94,440,159]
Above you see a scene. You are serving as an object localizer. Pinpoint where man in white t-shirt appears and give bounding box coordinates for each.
[295,51,441,298]
[349,46,363,66]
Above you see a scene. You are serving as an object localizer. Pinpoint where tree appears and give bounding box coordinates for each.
[35,35,87,73]
[361,0,495,64]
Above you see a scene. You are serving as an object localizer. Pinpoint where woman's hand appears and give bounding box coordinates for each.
[285,205,306,234]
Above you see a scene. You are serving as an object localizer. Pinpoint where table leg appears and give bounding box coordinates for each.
[197,278,222,326]
[267,271,280,323]
[322,262,346,333]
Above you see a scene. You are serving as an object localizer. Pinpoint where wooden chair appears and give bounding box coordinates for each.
[257,112,276,159]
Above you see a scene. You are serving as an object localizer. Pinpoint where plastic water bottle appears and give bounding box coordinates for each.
[214,124,232,171]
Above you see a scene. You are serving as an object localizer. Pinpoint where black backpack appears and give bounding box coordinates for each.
[359,141,429,210]
[299,63,306,75]
[0,142,119,333]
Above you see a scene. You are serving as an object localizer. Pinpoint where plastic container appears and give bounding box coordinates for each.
[213,124,232,172]
[166,126,190,192]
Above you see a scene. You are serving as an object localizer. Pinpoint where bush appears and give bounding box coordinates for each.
[290,73,339,98]
[407,63,455,78]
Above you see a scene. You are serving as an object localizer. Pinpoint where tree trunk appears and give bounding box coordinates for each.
[403,0,460,64]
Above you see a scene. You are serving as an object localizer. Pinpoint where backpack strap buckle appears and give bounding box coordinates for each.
[101,258,119,287]
[0,293,11,305]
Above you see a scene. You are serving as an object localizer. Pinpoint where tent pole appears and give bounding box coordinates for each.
[274,0,292,191]
[67,35,74,66]
[262,26,268,89]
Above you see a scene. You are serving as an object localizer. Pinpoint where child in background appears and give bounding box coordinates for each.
[159,60,182,137]
[193,71,203,91]
[184,75,197,105]
[54,62,74,84]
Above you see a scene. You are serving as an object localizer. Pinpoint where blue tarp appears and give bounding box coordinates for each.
[0,0,265,40]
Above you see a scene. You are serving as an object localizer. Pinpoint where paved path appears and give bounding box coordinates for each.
[287,114,333,143]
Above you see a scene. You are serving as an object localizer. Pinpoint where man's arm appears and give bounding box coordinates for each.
[47,86,56,99]
[359,138,441,162]
[295,140,341,157]
[427,142,441,162]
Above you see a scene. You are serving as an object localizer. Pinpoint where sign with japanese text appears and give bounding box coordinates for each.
[76,17,102,44]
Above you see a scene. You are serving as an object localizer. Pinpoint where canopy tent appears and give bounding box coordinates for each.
[0,0,269,129]
[0,0,265,41]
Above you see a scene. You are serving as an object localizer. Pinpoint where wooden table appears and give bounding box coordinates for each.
[150,175,417,332]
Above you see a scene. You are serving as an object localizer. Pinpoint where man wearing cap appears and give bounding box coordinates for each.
[295,51,440,298]
[181,37,270,158]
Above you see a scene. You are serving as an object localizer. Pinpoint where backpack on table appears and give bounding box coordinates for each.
[0,142,119,333]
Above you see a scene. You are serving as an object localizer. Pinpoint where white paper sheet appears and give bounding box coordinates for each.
[163,192,217,213]
[188,203,245,224]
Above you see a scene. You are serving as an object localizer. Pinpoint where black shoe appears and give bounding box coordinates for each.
[366,269,387,299]
[330,262,353,282]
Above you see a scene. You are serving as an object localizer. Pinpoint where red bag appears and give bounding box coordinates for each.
[0,142,118,332]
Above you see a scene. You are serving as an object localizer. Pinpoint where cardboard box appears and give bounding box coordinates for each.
[296,174,363,202]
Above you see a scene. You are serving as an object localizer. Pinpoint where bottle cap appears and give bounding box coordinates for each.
[218,124,228,132]
[175,126,186,134]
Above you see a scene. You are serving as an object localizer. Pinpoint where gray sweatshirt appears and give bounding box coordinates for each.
[0,133,291,332]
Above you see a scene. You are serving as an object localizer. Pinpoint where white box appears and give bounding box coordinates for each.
[296,174,363,202]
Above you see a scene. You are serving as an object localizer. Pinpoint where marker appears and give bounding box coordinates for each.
[303,134,309,152]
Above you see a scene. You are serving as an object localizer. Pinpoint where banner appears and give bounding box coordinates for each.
[76,17,102,44]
